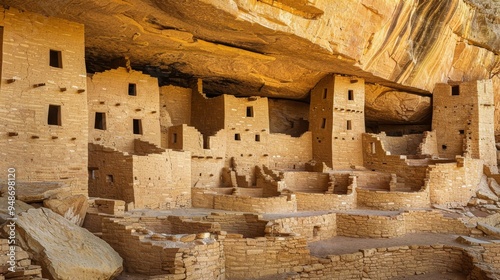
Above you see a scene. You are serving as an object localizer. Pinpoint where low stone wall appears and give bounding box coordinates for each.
[294,245,474,280]
[295,192,356,211]
[213,194,297,213]
[232,187,263,197]
[223,235,310,280]
[266,213,337,241]
[356,188,430,210]
[402,210,472,235]
[282,171,329,193]
[101,217,224,279]
[205,213,266,238]
[337,213,406,238]
[191,187,233,209]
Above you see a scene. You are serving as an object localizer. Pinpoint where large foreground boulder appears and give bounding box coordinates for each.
[2,208,122,280]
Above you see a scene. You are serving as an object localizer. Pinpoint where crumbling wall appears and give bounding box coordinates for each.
[363,133,429,191]
[266,213,337,241]
[427,157,483,207]
[101,217,224,279]
[190,80,225,138]
[132,146,191,209]
[160,85,192,147]
[87,68,161,153]
[0,8,88,195]
[88,144,134,203]
[206,213,267,238]
[377,133,424,155]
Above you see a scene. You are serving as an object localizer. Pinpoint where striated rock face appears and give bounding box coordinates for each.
[365,84,432,125]
[269,99,309,137]
[2,0,498,100]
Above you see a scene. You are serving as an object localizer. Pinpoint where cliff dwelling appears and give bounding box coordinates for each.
[0,1,500,280]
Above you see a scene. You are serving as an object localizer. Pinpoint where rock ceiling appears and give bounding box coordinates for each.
[2,0,499,124]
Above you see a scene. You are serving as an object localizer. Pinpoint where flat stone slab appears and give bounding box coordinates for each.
[477,222,500,238]
[455,235,490,246]
[1,182,70,203]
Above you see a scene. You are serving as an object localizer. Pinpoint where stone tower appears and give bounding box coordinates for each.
[309,75,365,169]
[432,80,497,173]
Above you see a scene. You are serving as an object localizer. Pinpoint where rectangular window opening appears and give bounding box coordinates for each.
[47,105,61,126]
[128,83,137,96]
[235,133,241,141]
[459,130,465,135]
[255,134,260,142]
[133,119,142,135]
[246,106,254,117]
[348,90,354,101]
[49,49,62,68]
[451,85,460,96]
[347,120,352,130]
[88,168,98,180]
[106,174,114,183]
[172,133,178,143]
[323,88,328,99]
[370,142,376,154]
[94,112,106,130]
[321,118,326,129]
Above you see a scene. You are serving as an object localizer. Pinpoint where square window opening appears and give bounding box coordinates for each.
[451,85,460,96]
[246,106,254,117]
[459,130,465,135]
[133,119,142,135]
[94,112,106,130]
[128,83,137,96]
[49,49,62,68]
[235,133,241,141]
[47,105,61,126]
[347,120,352,130]
[106,174,114,183]
[321,118,326,129]
[348,90,354,101]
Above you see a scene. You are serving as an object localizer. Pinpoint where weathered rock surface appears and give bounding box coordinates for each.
[488,178,500,197]
[269,99,309,136]
[4,208,122,280]
[2,0,498,100]
[43,194,89,226]
[477,222,500,238]
[477,175,499,202]
[0,196,33,224]
[365,84,431,124]
[2,182,71,203]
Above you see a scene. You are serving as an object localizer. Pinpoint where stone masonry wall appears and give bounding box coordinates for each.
[266,213,337,241]
[223,235,310,280]
[378,133,423,155]
[282,171,329,193]
[132,144,191,209]
[160,85,192,148]
[213,194,297,213]
[363,133,429,191]
[356,187,430,210]
[101,217,224,279]
[0,7,88,195]
[427,157,483,207]
[87,68,161,154]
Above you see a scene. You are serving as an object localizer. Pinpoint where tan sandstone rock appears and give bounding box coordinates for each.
[2,208,123,280]
[43,194,89,226]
